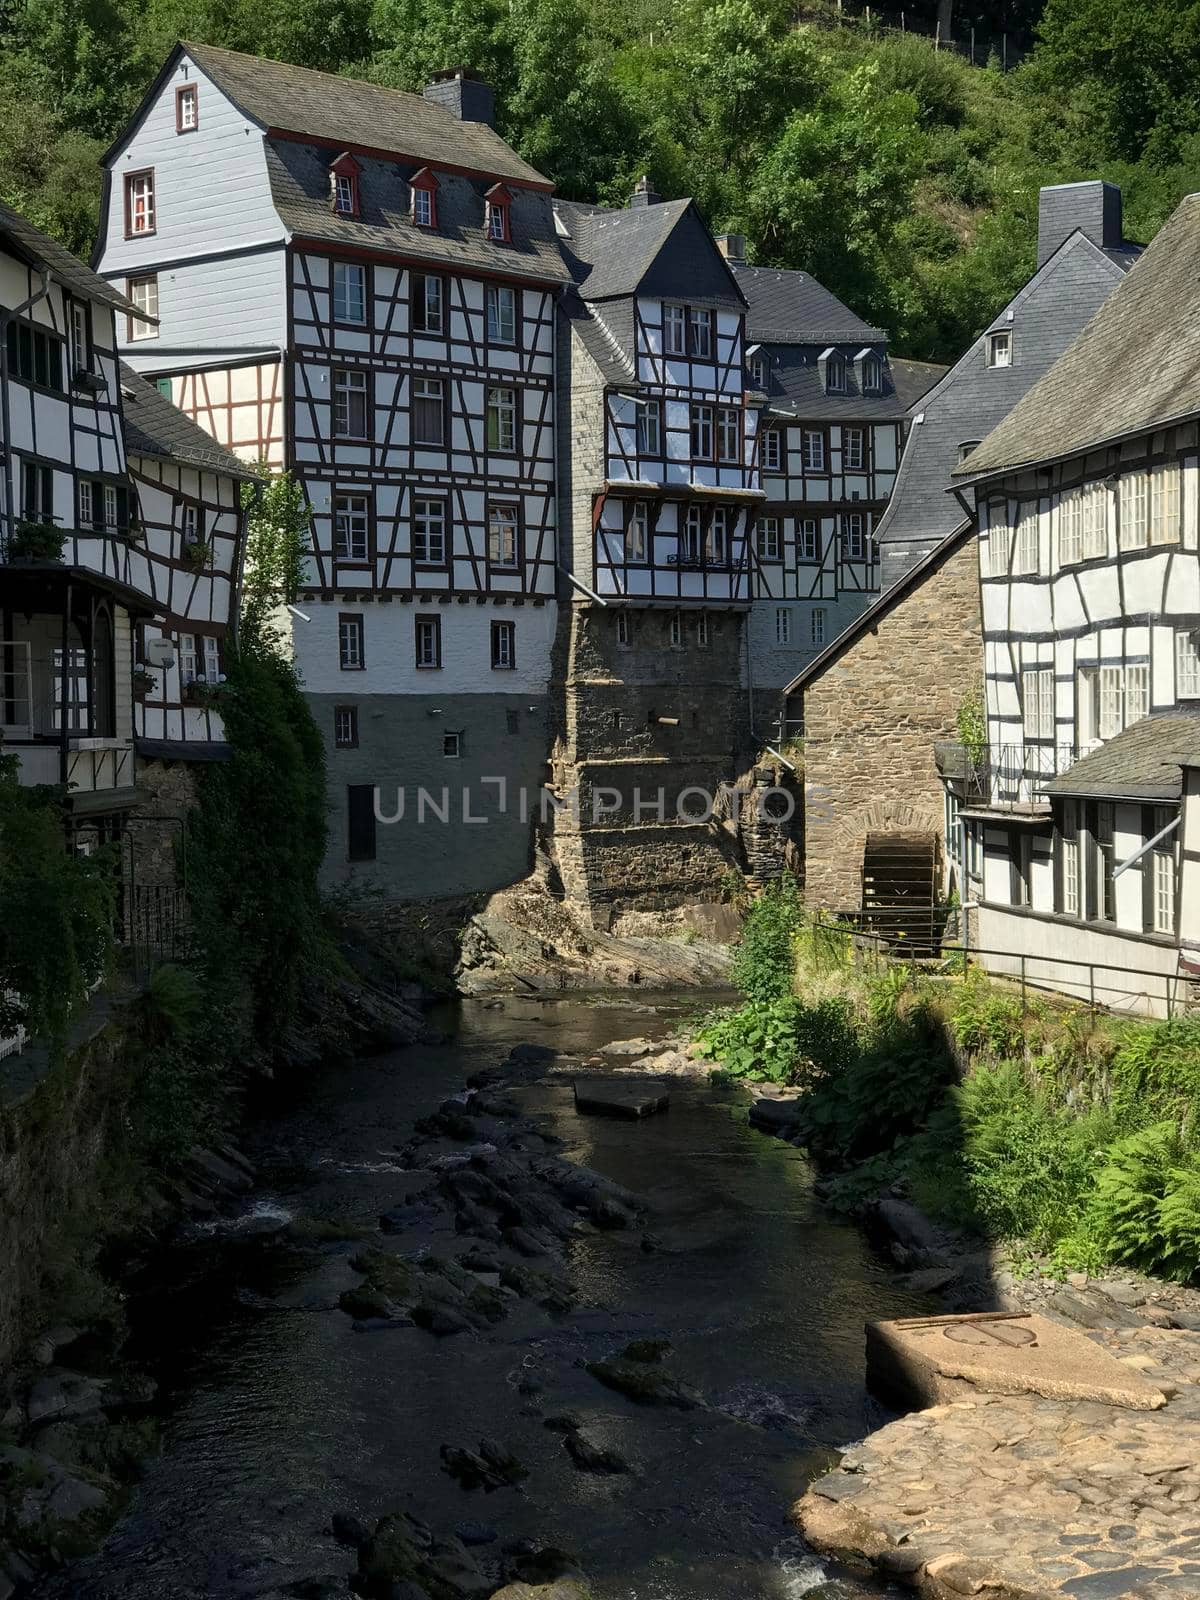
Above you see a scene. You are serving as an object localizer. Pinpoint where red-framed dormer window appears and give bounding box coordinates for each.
[176,83,198,133]
[410,168,439,229]
[329,151,362,218]
[485,182,512,243]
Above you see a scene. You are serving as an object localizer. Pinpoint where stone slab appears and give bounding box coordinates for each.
[572,1077,670,1119]
[868,1312,1168,1412]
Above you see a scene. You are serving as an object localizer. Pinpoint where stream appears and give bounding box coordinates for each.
[39,992,932,1600]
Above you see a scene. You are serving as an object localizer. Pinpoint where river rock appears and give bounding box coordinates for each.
[573,1077,669,1120]
[25,1372,107,1427]
[508,1043,557,1065]
[332,1511,372,1547]
[490,1585,591,1600]
[357,1511,493,1599]
[440,1439,527,1492]
[748,1097,802,1134]
[585,1357,700,1409]
[599,1038,656,1059]
[563,1431,628,1475]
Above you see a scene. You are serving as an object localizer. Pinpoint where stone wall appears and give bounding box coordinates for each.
[548,600,753,922]
[800,534,982,911]
[0,1017,135,1370]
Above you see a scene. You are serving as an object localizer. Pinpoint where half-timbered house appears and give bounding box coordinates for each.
[946,192,1200,1015]
[727,243,945,722]
[546,184,765,923]
[96,44,571,898]
[786,183,1142,936]
[1,200,158,813]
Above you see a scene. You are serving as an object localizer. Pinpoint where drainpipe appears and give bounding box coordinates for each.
[0,268,53,551]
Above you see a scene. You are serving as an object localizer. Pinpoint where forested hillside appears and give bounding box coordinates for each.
[2,0,1199,360]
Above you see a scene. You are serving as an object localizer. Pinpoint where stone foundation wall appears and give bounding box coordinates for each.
[800,535,982,911]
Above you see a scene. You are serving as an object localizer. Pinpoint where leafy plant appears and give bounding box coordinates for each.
[951,976,1028,1058]
[1082,1124,1200,1283]
[729,873,804,1003]
[239,467,311,650]
[955,681,987,764]
[9,521,65,562]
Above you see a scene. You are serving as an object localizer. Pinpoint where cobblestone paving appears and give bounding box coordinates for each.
[796,1327,1200,1599]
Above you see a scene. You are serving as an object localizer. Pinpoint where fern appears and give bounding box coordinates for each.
[1085,1124,1200,1283]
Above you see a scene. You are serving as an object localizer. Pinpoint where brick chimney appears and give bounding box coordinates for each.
[629,175,662,209]
[715,233,745,262]
[423,68,495,127]
[1037,180,1123,269]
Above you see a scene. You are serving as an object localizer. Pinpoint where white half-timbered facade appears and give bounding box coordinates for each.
[96,43,571,897]
[730,254,945,708]
[0,201,157,803]
[946,194,1200,1014]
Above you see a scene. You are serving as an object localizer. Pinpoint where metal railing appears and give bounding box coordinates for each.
[934,741,1080,812]
[814,913,1198,1019]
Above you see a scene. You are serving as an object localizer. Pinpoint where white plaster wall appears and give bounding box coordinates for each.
[294,598,558,696]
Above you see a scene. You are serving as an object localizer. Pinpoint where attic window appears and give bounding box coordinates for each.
[748,351,766,387]
[411,169,439,229]
[176,84,198,133]
[485,184,512,242]
[329,152,362,218]
[862,353,883,394]
[825,352,846,393]
[958,441,980,464]
[987,330,1012,369]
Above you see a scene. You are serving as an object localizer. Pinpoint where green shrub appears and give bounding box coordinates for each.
[951,977,1028,1058]
[796,1030,953,1164]
[1108,1016,1200,1141]
[1081,1123,1200,1283]
[729,874,804,1003]
[955,1062,1113,1246]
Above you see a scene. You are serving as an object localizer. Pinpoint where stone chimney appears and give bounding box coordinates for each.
[715,233,745,262]
[423,68,495,127]
[629,175,662,209]
[1037,180,1123,269]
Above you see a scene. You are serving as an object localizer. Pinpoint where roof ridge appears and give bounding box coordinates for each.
[182,40,433,109]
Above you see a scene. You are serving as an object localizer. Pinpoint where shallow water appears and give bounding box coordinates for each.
[39,993,928,1599]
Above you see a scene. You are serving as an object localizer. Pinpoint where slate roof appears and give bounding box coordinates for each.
[956,193,1200,481]
[119,363,256,478]
[265,143,570,285]
[183,41,549,188]
[554,198,696,300]
[760,345,946,422]
[875,230,1136,584]
[560,292,636,387]
[1044,714,1200,802]
[732,263,883,343]
[0,201,144,319]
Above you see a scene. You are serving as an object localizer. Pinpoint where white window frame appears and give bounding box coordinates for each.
[442,730,462,758]
[717,407,740,464]
[334,493,370,561]
[811,608,825,646]
[1119,470,1150,550]
[1062,835,1080,918]
[668,613,684,649]
[78,480,93,528]
[1099,665,1125,740]
[413,496,447,565]
[757,516,781,561]
[333,262,367,325]
[102,483,119,533]
[412,186,433,228]
[688,308,712,359]
[761,427,781,472]
[1013,508,1039,576]
[1153,846,1176,935]
[179,632,198,684]
[490,619,516,670]
[201,636,219,683]
[705,506,728,565]
[1022,667,1054,741]
[843,427,865,471]
[128,274,158,342]
[487,386,517,452]
[333,368,368,438]
[415,615,441,668]
[841,512,866,561]
[800,519,819,562]
[801,430,825,472]
[338,616,364,670]
[663,304,687,356]
[626,501,649,564]
[412,273,443,334]
[696,613,710,648]
[334,174,356,215]
[127,172,155,235]
[681,506,703,563]
[488,504,519,569]
[412,375,444,446]
[1149,462,1181,546]
[636,400,661,455]
[986,330,1011,368]
[825,353,845,393]
[486,284,516,344]
[334,706,356,747]
[775,607,790,645]
[691,405,713,460]
[1176,630,1200,698]
[1126,662,1150,726]
[70,301,88,374]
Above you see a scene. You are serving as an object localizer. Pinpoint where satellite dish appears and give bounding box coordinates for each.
[145,636,175,669]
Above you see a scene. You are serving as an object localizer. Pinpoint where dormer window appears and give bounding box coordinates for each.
[485,183,512,242]
[824,351,846,394]
[410,168,439,229]
[987,330,1012,368]
[329,152,362,218]
[862,352,884,394]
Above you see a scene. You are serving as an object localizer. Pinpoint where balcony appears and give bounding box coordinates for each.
[934,740,1080,814]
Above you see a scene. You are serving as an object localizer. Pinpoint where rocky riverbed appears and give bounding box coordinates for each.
[24,993,936,1600]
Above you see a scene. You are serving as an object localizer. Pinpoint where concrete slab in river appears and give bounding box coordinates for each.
[572,1076,671,1119]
